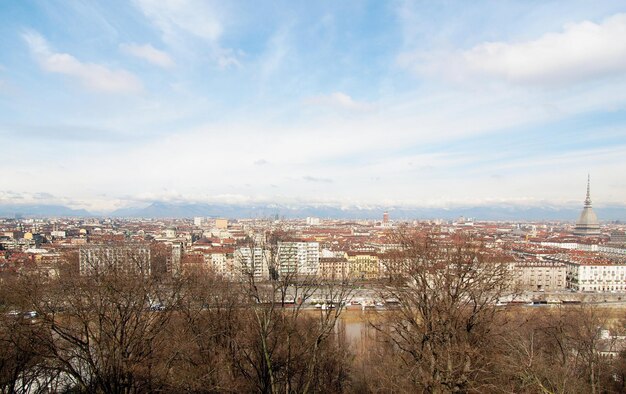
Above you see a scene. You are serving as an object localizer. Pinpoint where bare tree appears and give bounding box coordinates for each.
[165,267,245,392]
[496,307,581,393]
[569,304,611,394]
[19,263,183,393]
[0,274,53,394]
[373,229,513,393]
[233,228,355,393]
[496,303,619,394]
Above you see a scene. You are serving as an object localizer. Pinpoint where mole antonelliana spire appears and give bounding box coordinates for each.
[573,174,600,236]
[584,174,592,205]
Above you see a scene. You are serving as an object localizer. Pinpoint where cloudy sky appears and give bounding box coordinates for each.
[1,0,626,212]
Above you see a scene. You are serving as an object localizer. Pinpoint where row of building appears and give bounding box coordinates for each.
[1,177,625,292]
[75,237,626,295]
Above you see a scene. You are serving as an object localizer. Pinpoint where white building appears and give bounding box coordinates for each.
[235,247,269,279]
[208,248,235,277]
[306,217,320,226]
[277,241,320,276]
[51,230,66,238]
[546,255,626,292]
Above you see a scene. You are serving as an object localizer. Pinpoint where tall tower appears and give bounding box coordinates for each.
[573,175,600,236]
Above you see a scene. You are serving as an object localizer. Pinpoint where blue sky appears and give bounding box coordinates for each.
[1,0,626,212]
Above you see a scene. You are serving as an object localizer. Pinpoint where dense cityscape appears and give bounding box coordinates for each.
[3,179,626,392]
[3,1,626,393]
[2,179,626,295]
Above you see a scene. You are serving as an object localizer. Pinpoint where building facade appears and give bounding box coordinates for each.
[346,251,380,280]
[546,255,626,292]
[511,260,567,291]
[79,244,151,276]
[318,257,348,280]
[277,241,320,276]
[235,246,269,279]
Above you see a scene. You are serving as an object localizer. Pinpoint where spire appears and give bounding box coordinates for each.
[574,174,600,236]
[585,174,592,206]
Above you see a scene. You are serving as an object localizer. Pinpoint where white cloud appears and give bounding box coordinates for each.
[0,190,74,207]
[302,175,333,183]
[213,47,242,69]
[6,60,626,212]
[404,13,626,86]
[306,92,374,111]
[120,43,175,68]
[133,0,241,68]
[23,31,142,93]
[134,0,222,42]
[259,26,291,79]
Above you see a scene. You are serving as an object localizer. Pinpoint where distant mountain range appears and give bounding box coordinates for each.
[1,201,625,221]
[0,204,91,218]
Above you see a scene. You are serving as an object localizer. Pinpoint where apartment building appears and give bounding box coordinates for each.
[235,246,269,279]
[277,241,320,276]
[318,257,349,280]
[79,243,151,276]
[346,251,380,280]
[546,255,626,292]
[511,260,567,291]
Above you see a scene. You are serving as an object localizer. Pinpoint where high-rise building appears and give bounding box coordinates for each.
[170,242,182,276]
[79,244,151,276]
[277,241,320,276]
[306,217,320,226]
[573,175,601,236]
[235,246,269,279]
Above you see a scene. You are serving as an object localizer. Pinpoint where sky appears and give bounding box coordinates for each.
[1,0,626,213]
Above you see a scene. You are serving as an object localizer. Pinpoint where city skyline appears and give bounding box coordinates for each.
[2,1,626,213]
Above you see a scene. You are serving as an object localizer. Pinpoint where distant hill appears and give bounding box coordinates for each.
[109,201,626,221]
[1,201,624,221]
[110,202,281,219]
[0,204,92,218]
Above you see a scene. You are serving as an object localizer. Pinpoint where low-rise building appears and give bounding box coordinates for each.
[318,257,348,280]
[346,251,380,280]
[546,254,626,292]
[511,260,567,291]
